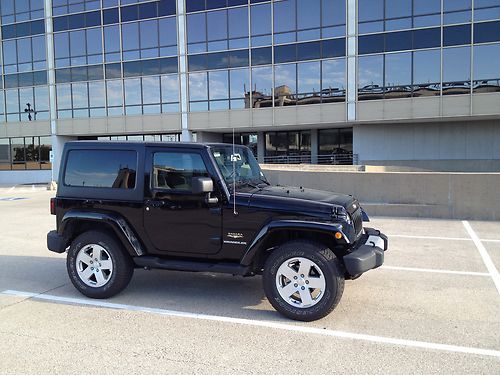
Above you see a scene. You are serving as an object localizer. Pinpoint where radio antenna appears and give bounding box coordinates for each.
[232,128,237,215]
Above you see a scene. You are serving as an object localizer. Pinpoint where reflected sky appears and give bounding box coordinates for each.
[474,43,500,80]
[55,74,181,113]
[252,66,272,96]
[443,46,471,82]
[275,64,296,94]
[385,52,411,86]
[208,70,229,100]
[358,55,383,88]
[413,49,440,84]
[189,72,208,101]
[297,61,320,94]
[322,59,345,90]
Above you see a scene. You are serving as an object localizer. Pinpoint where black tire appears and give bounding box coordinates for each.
[67,230,134,299]
[263,240,345,322]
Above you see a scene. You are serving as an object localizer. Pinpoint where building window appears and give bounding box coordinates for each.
[358,55,384,100]
[264,131,311,162]
[318,128,353,165]
[97,134,180,142]
[413,49,441,96]
[358,50,443,100]
[56,73,179,118]
[442,46,471,95]
[473,43,500,93]
[1,0,45,24]
[0,136,52,170]
[358,0,441,33]
[384,52,412,99]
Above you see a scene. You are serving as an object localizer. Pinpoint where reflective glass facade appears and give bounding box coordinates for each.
[0,135,52,170]
[1,0,48,122]
[0,1,499,169]
[357,0,500,99]
[0,0,497,120]
[52,0,179,118]
[186,0,347,110]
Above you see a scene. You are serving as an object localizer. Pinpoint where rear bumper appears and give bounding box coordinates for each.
[343,227,388,276]
[47,230,67,254]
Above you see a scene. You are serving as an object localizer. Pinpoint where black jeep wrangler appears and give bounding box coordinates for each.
[47,141,388,321]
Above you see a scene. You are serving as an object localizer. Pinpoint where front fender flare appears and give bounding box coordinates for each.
[60,210,145,256]
[240,220,347,266]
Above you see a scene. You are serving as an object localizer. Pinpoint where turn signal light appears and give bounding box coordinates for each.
[334,232,343,240]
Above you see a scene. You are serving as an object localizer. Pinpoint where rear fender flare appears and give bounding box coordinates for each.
[240,220,348,266]
[60,210,145,256]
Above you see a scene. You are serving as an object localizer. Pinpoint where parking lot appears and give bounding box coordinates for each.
[0,186,499,374]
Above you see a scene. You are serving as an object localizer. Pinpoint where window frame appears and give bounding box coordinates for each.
[149,149,213,195]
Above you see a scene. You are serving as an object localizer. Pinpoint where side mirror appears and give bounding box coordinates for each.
[192,177,214,194]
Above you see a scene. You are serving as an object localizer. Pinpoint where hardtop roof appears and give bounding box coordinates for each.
[65,140,210,149]
[65,140,249,150]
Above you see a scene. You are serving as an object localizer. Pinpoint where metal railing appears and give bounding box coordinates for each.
[263,155,312,164]
[263,153,358,165]
[317,153,358,165]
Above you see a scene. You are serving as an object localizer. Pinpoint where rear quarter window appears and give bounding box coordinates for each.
[64,149,137,189]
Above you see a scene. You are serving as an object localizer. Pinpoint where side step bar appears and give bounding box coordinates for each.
[134,256,251,276]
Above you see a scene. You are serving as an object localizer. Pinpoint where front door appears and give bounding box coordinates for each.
[144,148,222,255]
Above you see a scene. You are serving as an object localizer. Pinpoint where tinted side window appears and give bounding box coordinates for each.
[64,150,137,188]
[153,152,209,191]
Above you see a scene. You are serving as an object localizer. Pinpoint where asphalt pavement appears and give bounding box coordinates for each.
[0,186,499,374]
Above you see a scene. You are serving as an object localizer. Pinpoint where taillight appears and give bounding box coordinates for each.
[50,198,56,215]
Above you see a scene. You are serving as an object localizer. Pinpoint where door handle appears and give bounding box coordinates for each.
[145,200,165,208]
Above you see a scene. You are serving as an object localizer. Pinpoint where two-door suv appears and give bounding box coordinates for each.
[47,141,388,321]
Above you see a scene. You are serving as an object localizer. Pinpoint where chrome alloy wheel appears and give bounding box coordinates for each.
[75,244,113,288]
[275,257,326,308]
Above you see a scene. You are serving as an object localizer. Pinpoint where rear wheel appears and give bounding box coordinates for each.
[263,240,344,321]
[67,230,134,299]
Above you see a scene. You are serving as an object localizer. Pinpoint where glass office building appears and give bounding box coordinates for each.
[0,0,499,180]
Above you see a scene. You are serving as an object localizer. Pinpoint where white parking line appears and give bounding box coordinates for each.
[462,221,500,295]
[388,234,471,241]
[388,234,500,243]
[381,265,490,277]
[2,289,500,359]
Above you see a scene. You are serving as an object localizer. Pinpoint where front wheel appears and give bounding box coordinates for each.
[263,240,345,321]
[67,230,134,299]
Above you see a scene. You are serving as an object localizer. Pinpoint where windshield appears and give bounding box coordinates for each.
[210,145,268,188]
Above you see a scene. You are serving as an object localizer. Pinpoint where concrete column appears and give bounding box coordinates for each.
[177,0,191,142]
[44,0,61,181]
[346,0,357,122]
[257,131,265,163]
[311,129,318,164]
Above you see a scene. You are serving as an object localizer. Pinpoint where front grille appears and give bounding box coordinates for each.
[351,204,363,237]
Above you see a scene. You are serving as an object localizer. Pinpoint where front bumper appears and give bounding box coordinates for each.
[47,230,67,253]
[343,227,388,276]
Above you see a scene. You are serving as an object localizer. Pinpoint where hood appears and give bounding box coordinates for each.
[246,185,356,217]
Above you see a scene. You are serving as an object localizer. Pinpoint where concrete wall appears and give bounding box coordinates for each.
[356,93,500,121]
[188,103,347,132]
[0,170,52,185]
[56,113,182,136]
[261,167,500,220]
[354,119,500,171]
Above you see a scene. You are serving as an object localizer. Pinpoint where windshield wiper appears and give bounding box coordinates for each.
[258,178,270,186]
[231,180,260,189]
[241,181,260,189]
